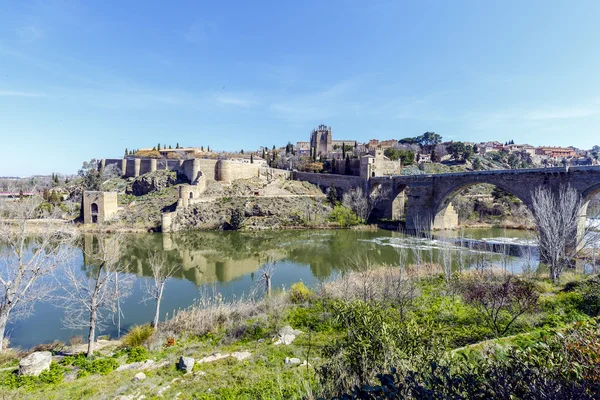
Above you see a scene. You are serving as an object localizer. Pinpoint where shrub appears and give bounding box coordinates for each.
[69,335,84,346]
[31,341,66,354]
[328,205,362,227]
[319,300,445,396]
[288,282,313,304]
[39,362,66,384]
[121,324,154,348]
[229,207,245,231]
[77,357,120,378]
[333,320,600,399]
[127,346,149,363]
[456,272,539,336]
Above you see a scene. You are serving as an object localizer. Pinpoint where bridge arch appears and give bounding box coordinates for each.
[368,181,408,220]
[577,183,600,248]
[432,180,533,230]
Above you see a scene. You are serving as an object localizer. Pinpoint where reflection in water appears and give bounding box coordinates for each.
[11,229,539,348]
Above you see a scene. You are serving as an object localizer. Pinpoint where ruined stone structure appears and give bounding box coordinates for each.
[82,191,118,224]
[293,166,600,239]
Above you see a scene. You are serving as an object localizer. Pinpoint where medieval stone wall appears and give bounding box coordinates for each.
[216,160,260,181]
[292,171,366,194]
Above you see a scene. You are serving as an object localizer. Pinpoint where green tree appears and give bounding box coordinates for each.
[250,154,254,164]
[124,148,128,156]
[345,154,352,175]
[463,145,474,162]
[176,142,180,149]
[157,143,161,151]
[417,132,442,152]
[78,159,102,191]
[327,183,338,205]
[342,142,346,158]
[240,149,244,154]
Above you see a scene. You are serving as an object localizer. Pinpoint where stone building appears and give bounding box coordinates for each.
[83,191,118,224]
[359,149,402,178]
[309,125,356,158]
[536,147,577,158]
[310,124,333,156]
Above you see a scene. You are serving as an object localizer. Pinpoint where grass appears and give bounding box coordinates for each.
[121,325,154,348]
[2,267,598,399]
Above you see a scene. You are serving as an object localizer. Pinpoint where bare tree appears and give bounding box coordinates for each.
[251,261,277,300]
[457,272,539,336]
[143,251,178,328]
[342,186,390,221]
[531,184,599,281]
[0,192,77,351]
[55,234,133,357]
[342,187,369,220]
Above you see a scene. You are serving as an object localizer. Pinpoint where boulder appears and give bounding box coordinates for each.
[177,356,194,373]
[18,351,52,376]
[231,351,251,361]
[274,325,302,345]
[284,357,301,365]
[133,372,146,381]
[197,352,229,364]
[126,170,178,196]
[116,359,156,372]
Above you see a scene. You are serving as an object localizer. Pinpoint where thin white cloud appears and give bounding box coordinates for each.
[0,90,48,98]
[215,94,257,108]
[269,79,360,121]
[524,102,600,120]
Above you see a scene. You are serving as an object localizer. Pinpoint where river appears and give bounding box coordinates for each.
[6,228,542,348]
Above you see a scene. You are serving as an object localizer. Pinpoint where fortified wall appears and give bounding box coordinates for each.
[292,171,367,195]
[100,158,219,183]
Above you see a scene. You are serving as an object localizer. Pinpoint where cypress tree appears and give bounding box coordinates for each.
[345,154,352,175]
[157,143,161,151]
[250,154,254,164]
[342,142,346,158]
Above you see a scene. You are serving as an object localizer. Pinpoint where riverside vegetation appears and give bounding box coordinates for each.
[1,261,600,399]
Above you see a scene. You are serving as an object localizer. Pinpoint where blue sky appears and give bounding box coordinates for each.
[1,1,600,176]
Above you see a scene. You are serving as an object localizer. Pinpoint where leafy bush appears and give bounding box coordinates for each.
[288,282,314,304]
[328,205,362,227]
[0,362,65,389]
[77,357,120,378]
[333,320,600,399]
[319,300,445,395]
[127,346,149,363]
[121,324,154,348]
[39,362,66,384]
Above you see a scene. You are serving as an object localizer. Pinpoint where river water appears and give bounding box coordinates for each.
[7,228,541,348]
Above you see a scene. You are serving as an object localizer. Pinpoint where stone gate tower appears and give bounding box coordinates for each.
[83,191,118,224]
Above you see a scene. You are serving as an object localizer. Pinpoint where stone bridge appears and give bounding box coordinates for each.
[294,166,600,236]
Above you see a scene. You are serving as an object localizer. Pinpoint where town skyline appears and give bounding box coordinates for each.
[2,1,600,176]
